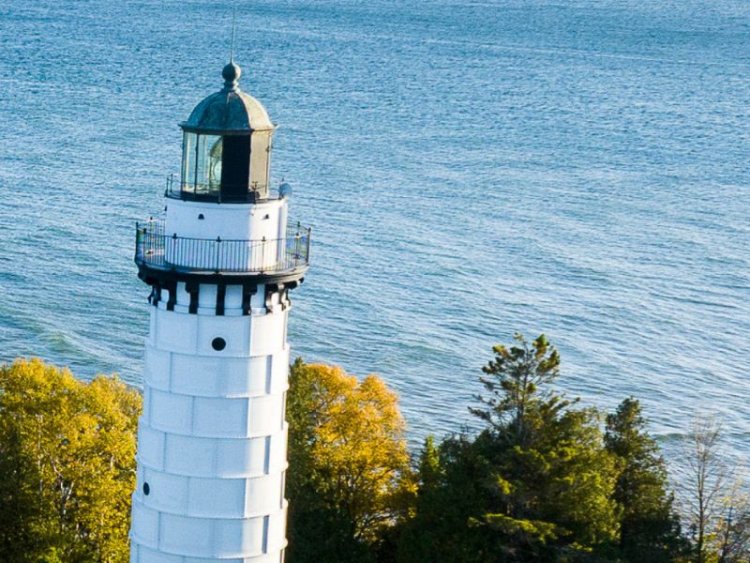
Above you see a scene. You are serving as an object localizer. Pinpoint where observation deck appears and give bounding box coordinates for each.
[134,220,310,285]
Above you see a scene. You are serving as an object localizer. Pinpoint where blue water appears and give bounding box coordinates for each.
[1,1,749,474]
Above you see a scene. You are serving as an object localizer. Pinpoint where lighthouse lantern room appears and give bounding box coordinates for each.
[129,61,310,563]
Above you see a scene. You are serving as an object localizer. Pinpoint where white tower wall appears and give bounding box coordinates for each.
[165,198,286,242]
[130,291,291,562]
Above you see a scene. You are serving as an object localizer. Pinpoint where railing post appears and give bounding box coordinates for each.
[294,231,301,266]
[161,231,166,267]
[295,221,301,267]
[216,236,221,273]
[135,222,141,260]
[306,228,312,264]
[260,237,266,273]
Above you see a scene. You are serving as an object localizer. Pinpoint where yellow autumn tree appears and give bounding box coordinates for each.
[0,359,141,563]
[286,359,415,563]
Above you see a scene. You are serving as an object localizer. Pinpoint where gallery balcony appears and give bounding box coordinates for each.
[134,220,311,284]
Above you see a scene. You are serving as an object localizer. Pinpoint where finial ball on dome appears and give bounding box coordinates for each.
[222,61,242,90]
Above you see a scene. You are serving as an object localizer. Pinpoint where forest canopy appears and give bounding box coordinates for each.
[0,359,141,562]
[0,336,747,562]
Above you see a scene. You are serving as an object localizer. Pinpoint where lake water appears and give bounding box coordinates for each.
[0,0,748,474]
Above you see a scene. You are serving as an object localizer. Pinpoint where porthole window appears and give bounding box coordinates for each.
[143,482,150,496]
[212,337,226,351]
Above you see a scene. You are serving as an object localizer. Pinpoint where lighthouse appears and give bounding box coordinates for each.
[129,61,310,562]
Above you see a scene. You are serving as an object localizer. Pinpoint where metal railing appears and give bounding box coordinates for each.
[135,220,311,274]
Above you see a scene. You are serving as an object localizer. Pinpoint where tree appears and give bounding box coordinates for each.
[286,359,415,563]
[416,436,442,491]
[679,417,750,563]
[473,334,619,555]
[396,433,508,563]
[604,398,686,561]
[398,334,621,562]
[470,333,566,447]
[684,416,729,563]
[712,483,750,562]
[0,358,141,563]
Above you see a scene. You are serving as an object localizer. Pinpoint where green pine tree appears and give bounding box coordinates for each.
[397,335,622,562]
[605,398,687,561]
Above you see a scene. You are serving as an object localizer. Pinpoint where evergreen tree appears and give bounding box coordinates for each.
[470,333,567,447]
[605,398,686,561]
[398,335,621,562]
[396,433,502,562]
[416,436,442,491]
[473,334,619,557]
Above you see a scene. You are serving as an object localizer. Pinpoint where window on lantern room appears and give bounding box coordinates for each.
[180,132,195,193]
[180,132,222,196]
[195,134,222,195]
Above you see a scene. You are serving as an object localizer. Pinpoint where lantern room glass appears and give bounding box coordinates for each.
[179,130,266,202]
[181,132,223,197]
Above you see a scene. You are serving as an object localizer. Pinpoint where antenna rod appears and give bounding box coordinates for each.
[230,7,237,62]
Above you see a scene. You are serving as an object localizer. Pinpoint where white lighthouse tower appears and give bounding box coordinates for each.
[129,61,310,563]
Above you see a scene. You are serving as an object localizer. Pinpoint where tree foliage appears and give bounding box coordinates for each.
[679,417,750,563]
[395,334,698,563]
[398,334,620,561]
[470,333,567,446]
[2,336,739,563]
[604,397,686,561]
[0,359,141,563]
[286,359,415,563]
[710,483,750,563]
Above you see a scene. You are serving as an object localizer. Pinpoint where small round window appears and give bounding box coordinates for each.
[143,482,150,496]
[212,337,226,351]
